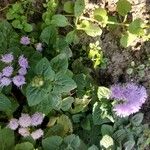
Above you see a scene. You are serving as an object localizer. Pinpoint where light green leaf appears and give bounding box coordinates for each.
[61,97,74,111]
[15,142,34,150]
[50,54,68,73]
[53,73,77,94]
[42,136,63,150]
[120,32,137,48]
[117,0,131,16]
[57,114,73,135]
[74,0,85,17]
[94,8,108,25]
[51,14,69,27]
[12,20,23,29]
[78,20,102,37]
[128,18,144,36]
[100,135,114,149]
[97,86,110,100]
[64,1,74,13]
[124,140,135,150]
[24,23,33,32]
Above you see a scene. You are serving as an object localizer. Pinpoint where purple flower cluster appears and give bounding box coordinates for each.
[8,112,45,140]
[110,83,148,117]
[0,53,29,88]
[20,36,30,45]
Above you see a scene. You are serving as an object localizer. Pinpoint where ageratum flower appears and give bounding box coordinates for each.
[18,55,29,69]
[36,43,43,52]
[18,68,27,75]
[31,112,45,126]
[110,83,147,117]
[18,128,30,137]
[13,75,26,87]
[2,66,13,77]
[18,114,31,127]
[20,36,30,45]
[0,77,11,86]
[1,53,14,63]
[31,129,44,140]
[8,118,19,130]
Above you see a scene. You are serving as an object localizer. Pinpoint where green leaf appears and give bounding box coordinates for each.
[35,58,55,81]
[53,73,77,94]
[94,8,108,24]
[50,54,68,73]
[12,20,23,29]
[51,14,69,27]
[124,140,135,150]
[32,92,61,114]
[0,128,15,150]
[101,124,113,136]
[61,97,74,111]
[42,136,63,150]
[92,102,102,125]
[100,135,114,149]
[116,0,131,16]
[113,129,127,142]
[78,20,102,37]
[66,30,79,44]
[120,32,137,48]
[15,142,34,150]
[40,25,57,45]
[64,134,81,149]
[74,0,85,17]
[97,86,110,100]
[57,114,73,135]
[0,93,12,112]
[24,23,33,32]
[88,145,99,150]
[26,85,49,106]
[128,19,144,36]
[130,113,143,126]
[63,1,74,13]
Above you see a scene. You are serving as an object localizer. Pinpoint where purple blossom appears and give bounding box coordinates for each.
[20,36,30,45]
[18,68,27,75]
[18,128,30,137]
[36,43,43,52]
[0,77,11,86]
[31,112,45,126]
[18,55,29,69]
[1,53,14,63]
[13,75,26,87]
[2,66,13,77]
[7,118,19,130]
[31,129,44,140]
[18,114,31,127]
[110,83,148,117]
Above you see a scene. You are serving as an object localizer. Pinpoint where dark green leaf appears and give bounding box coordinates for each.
[35,58,55,81]
[42,136,63,150]
[130,113,143,126]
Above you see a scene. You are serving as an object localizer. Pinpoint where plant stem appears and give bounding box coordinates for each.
[0,4,10,12]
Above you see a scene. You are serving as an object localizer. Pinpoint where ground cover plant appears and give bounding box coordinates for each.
[0,0,149,149]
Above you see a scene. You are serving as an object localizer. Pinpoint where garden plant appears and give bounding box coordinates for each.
[0,0,149,149]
